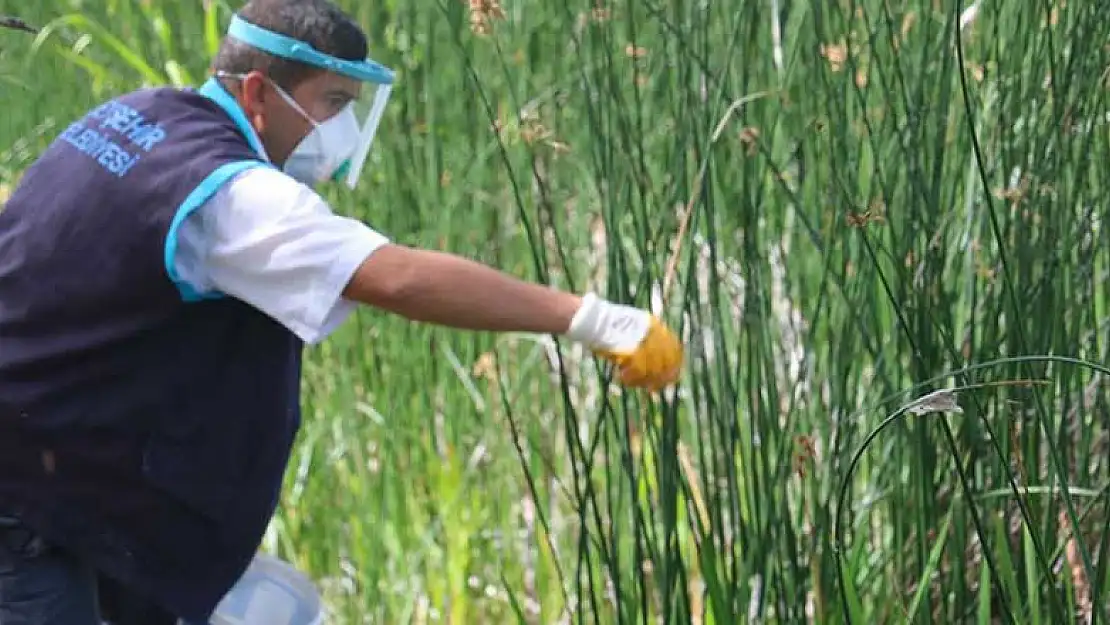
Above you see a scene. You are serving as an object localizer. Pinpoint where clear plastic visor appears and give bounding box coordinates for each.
[340,81,392,189]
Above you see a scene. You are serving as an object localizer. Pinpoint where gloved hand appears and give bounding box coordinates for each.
[565,293,684,390]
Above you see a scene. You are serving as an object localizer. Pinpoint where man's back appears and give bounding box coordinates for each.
[0,84,306,621]
[0,87,243,416]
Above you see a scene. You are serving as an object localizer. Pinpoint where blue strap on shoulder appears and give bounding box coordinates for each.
[197,78,268,159]
[163,79,278,301]
[164,160,270,302]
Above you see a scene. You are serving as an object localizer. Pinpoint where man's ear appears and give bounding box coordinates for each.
[237,71,271,135]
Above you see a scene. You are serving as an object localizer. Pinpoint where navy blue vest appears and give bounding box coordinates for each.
[0,80,304,621]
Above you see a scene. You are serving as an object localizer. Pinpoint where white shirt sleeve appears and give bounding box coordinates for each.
[172,166,390,345]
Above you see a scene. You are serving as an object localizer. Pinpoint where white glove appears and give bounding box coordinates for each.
[564,293,684,390]
[566,293,652,352]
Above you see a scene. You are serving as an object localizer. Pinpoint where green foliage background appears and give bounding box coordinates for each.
[2,0,1109,623]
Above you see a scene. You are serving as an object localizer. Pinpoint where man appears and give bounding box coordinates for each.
[0,0,683,622]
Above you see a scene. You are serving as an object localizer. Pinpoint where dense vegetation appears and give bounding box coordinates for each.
[2,0,1109,622]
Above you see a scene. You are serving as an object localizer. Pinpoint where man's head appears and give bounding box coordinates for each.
[211,0,368,168]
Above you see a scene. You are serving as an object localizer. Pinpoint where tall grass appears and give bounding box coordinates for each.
[2,0,1109,622]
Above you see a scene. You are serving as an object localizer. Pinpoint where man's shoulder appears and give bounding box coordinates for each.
[59,85,245,157]
[112,84,214,106]
[205,166,330,220]
[106,85,241,131]
[226,166,324,200]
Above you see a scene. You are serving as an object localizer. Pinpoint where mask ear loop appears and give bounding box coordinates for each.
[266,81,322,127]
[216,70,322,127]
[214,70,382,189]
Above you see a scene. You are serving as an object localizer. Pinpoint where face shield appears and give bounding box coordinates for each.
[225,15,395,190]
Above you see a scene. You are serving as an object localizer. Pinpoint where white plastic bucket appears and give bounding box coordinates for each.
[196,553,324,625]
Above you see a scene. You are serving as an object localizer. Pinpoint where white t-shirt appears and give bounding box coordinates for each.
[172,166,390,345]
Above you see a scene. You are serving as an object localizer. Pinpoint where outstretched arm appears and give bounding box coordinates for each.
[342,243,684,390]
[191,167,684,390]
[341,244,581,334]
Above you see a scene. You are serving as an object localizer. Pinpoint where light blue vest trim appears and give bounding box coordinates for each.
[163,79,275,301]
[164,160,269,301]
[197,77,268,159]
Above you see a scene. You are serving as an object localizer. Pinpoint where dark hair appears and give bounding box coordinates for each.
[211,0,368,91]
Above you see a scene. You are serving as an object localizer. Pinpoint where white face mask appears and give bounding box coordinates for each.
[269,81,361,185]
